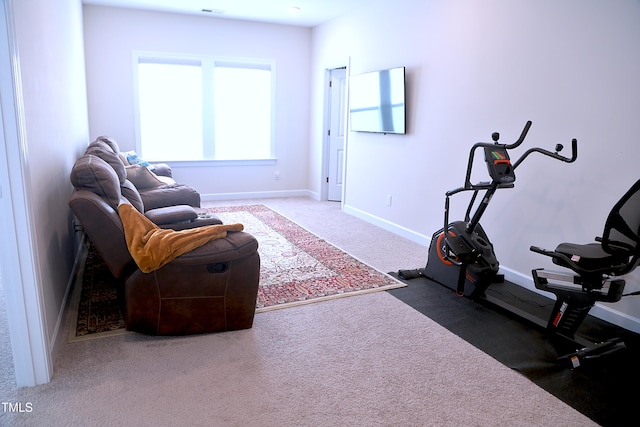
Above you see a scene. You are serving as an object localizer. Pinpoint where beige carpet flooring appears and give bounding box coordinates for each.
[0,197,597,426]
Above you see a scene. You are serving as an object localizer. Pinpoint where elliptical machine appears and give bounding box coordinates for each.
[417,121,577,299]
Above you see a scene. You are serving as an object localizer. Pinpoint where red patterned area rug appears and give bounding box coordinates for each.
[68,242,128,342]
[209,205,405,312]
[69,204,404,341]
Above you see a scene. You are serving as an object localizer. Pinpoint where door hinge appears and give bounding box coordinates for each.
[329,80,333,88]
[326,177,329,183]
[327,129,331,136]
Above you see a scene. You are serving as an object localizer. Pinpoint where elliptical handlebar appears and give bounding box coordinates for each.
[505,120,532,150]
[443,121,578,241]
[512,138,577,170]
[462,121,577,190]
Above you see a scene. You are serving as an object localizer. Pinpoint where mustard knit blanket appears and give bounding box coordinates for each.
[118,203,244,273]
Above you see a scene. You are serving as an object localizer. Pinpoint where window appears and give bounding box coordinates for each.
[134,54,275,162]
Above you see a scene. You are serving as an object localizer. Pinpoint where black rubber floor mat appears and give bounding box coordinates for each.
[387,274,639,427]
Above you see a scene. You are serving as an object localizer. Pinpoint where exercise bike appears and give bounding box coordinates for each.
[418,121,578,298]
[529,178,640,368]
[401,121,640,368]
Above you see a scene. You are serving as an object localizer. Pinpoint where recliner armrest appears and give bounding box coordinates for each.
[145,205,223,229]
[139,184,201,210]
[152,163,172,178]
[145,205,198,225]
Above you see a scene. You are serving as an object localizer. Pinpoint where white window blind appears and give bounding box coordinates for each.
[134,54,275,162]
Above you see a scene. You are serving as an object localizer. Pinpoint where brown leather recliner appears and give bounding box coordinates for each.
[69,151,260,335]
[91,136,201,210]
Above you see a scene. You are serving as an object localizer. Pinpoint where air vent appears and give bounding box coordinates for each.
[201,8,225,14]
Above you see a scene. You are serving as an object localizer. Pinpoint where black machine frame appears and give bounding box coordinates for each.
[424,121,577,297]
[400,121,640,368]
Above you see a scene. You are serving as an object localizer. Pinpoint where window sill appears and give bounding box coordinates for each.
[152,158,277,167]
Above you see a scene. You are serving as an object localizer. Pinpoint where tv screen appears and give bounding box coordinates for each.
[349,66,406,134]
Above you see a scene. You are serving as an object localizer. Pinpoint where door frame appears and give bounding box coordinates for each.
[321,59,350,203]
[0,0,52,387]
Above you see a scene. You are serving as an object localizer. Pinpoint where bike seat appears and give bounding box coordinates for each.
[552,242,631,274]
[534,179,640,279]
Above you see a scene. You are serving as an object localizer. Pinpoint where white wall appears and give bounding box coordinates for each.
[81,1,640,331]
[2,0,89,384]
[311,0,640,329]
[83,6,312,199]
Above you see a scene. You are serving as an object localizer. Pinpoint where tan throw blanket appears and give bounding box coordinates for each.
[118,203,244,273]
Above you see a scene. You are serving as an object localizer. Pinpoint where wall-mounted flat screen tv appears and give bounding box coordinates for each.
[349,66,406,134]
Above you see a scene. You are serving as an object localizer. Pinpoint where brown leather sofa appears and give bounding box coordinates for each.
[69,140,260,335]
[91,136,201,210]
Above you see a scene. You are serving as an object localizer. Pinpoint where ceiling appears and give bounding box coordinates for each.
[82,0,372,27]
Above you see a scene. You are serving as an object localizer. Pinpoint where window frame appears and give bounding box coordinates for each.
[132,51,277,166]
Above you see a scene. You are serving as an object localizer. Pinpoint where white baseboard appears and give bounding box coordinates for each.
[339,203,640,334]
[342,203,430,246]
[55,233,87,368]
[201,189,318,202]
[202,195,640,334]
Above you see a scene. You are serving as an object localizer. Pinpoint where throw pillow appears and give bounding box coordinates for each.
[122,150,156,171]
[125,165,164,189]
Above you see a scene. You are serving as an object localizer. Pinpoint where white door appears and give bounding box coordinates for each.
[327,68,347,202]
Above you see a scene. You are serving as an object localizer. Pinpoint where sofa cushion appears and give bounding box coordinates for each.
[85,144,127,185]
[125,165,164,189]
[121,180,145,212]
[70,155,122,209]
[87,139,114,153]
[95,136,120,154]
[156,175,176,185]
